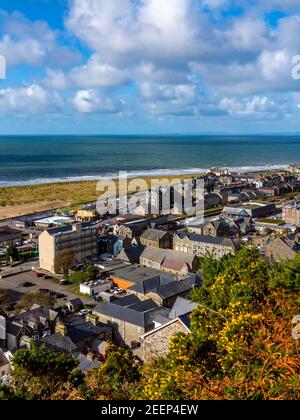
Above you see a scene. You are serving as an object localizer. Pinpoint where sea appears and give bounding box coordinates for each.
[0,135,299,186]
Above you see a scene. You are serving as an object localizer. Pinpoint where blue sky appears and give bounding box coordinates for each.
[1,0,300,134]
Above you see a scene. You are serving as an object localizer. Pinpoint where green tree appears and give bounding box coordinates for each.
[5,245,19,263]
[269,254,300,292]
[54,249,75,277]
[9,343,79,400]
[85,344,140,400]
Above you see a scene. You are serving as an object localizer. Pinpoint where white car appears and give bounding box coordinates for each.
[79,309,92,316]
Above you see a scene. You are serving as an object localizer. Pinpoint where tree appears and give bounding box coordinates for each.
[5,245,19,263]
[8,343,79,400]
[54,250,75,277]
[15,291,56,313]
[68,265,98,285]
[269,254,300,292]
[85,344,140,400]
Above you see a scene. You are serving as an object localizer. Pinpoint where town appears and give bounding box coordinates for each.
[1,165,300,383]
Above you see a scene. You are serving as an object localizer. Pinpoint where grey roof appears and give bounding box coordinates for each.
[140,229,169,242]
[46,221,96,236]
[140,247,197,265]
[5,321,23,337]
[153,274,201,300]
[0,226,21,242]
[151,307,171,325]
[176,233,239,249]
[169,297,199,319]
[108,264,176,284]
[68,298,83,307]
[118,245,145,264]
[94,296,160,328]
[113,294,141,307]
[128,275,174,294]
[11,305,59,325]
[68,321,105,344]
[37,333,78,354]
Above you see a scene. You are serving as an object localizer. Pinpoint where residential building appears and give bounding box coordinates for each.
[118,244,146,264]
[200,219,239,238]
[2,305,59,351]
[141,318,190,363]
[173,233,239,260]
[0,226,22,248]
[93,295,165,352]
[265,236,300,262]
[128,274,201,307]
[140,229,173,249]
[282,203,300,227]
[39,222,99,274]
[140,247,199,275]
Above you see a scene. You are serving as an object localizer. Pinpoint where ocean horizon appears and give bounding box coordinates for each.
[0,135,298,187]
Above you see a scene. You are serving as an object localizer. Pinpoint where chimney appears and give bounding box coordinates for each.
[55,321,68,336]
[86,313,98,326]
[72,223,82,234]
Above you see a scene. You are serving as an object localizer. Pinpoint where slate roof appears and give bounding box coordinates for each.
[140,229,169,242]
[10,306,58,327]
[169,297,199,319]
[67,321,105,344]
[118,245,145,264]
[46,221,96,236]
[5,321,23,337]
[94,296,160,328]
[176,233,239,249]
[37,333,79,354]
[0,226,21,242]
[140,247,197,265]
[108,264,176,284]
[153,275,201,300]
[128,275,174,294]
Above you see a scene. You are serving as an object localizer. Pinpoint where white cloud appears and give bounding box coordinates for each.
[69,55,128,88]
[0,10,81,68]
[73,89,124,113]
[0,84,63,114]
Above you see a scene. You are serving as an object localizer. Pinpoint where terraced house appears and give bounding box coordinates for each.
[173,233,239,260]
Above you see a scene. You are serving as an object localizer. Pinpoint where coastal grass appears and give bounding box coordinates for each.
[0,172,202,208]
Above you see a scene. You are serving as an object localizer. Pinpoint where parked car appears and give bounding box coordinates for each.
[79,309,92,316]
[59,279,69,285]
[18,282,35,288]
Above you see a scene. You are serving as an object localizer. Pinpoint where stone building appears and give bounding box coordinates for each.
[141,318,190,363]
[173,233,239,260]
[140,229,172,249]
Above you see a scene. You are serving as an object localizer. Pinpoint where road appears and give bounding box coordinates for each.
[0,271,94,307]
